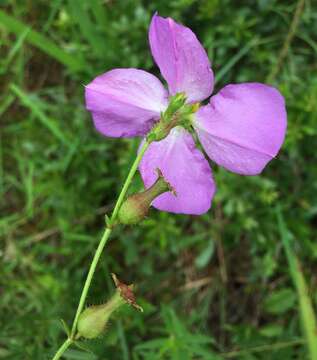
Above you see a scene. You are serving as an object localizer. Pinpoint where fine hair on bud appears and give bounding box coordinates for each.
[77,290,124,339]
[77,274,143,339]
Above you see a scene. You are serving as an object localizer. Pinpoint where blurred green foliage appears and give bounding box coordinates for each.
[1,0,317,359]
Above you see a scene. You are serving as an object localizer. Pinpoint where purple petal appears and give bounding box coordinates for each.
[194,83,287,175]
[139,127,216,215]
[85,68,168,138]
[149,14,214,103]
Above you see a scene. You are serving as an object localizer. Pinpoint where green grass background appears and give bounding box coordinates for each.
[1,0,317,359]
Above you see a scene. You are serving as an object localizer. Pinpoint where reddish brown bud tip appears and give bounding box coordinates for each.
[111,273,143,312]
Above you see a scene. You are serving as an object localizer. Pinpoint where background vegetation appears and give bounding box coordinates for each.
[1,0,317,359]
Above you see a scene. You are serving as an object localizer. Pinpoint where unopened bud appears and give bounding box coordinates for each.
[118,170,174,225]
[77,290,124,339]
[77,274,142,339]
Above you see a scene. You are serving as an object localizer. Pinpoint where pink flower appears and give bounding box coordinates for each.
[85,14,287,215]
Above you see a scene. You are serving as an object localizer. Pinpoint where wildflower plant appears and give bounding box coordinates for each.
[51,13,287,359]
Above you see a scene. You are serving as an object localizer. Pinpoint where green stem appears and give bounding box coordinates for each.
[51,339,72,360]
[51,139,150,360]
[110,140,150,223]
[70,227,112,337]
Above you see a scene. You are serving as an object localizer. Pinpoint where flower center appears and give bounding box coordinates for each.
[147,93,200,142]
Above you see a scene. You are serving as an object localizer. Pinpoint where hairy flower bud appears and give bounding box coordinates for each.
[77,274,142,339]
[77,290,124,339]
[118,170,174,225]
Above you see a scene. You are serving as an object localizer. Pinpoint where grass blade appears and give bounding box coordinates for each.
[10,84,69,146]
[67,0,107,58]
[214,38,258,85]
[0,9,85,72]
[277,208,317,360]
[0,93,15,117]
[1,27,29,73]
[90,0,108,30]
[0,134,3,196]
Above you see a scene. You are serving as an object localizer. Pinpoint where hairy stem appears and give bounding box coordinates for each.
[51,140,150,360]
[70,227,112,337]
[51,339,72,360]
[110,140,150,223]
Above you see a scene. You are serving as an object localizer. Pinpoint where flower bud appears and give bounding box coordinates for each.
[118,170,174,225]
[77,274,142,339]
[77,290,124,339]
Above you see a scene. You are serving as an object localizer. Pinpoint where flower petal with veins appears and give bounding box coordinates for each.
[139,127,216,215]
[194,83,287,175]
[149,14,214,103]
[85,68,168,138]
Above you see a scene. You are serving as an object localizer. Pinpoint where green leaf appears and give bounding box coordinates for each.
[277,208,317,359]
[264,288,296,314]
[195,241,215,269]
[259,324,283,338]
